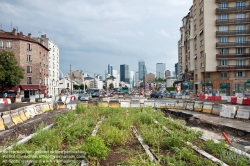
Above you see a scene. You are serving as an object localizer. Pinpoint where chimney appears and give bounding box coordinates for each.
[12,28,17,36]
[28,33,32,38]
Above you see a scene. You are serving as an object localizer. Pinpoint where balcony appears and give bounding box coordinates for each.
[216,6,250,13]
[216,53,250,59]
[216,41,250,47]
[216,0,243,2]
[216,30,250,36]
[217,65,250,71]
[216,18,250,25]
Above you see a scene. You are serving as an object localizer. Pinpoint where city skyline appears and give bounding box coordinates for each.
[0,0,192,76]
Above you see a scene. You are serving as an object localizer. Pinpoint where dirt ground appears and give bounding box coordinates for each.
[0,109,70,150]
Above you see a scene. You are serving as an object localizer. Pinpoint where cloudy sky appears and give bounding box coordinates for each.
[0,0,192,77]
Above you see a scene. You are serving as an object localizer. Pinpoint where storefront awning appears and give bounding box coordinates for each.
[20,85,40,90]
[4,86,19,92]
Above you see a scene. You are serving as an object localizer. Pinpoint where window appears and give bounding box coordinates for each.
[236,25,245,30]
[200,51,204,57]
[219,14,228,19]
[195,65,198,70]
[194,24,196,30]
[219,37,228,42]
[236,1,246,7]
[219,26,228,31]
[27,77,32,84]
[194,54,197,59]
[27,55,32,62]
[236,36,245,42]
[200,18,204,24]
[200,39,204,46]
[236,13,245,18]
[195,44,197,50]
[194,4,196,10]
[220,60,228,65]
[219,48,229,54]
[200,6,204,14]
[199,29,203,35]
[6,41,12,49]
[205,73,210,78]
[236,48,245,54]
[0,40,3,48]
[220,72,227,77]
[236,59,245,65]
[236,71,245,77]
[27,66,32,73]
[201,62,204,68]
[199,0,203,3]
[219,3,228,8]
[194,15,196,21]
[27,43,32,51]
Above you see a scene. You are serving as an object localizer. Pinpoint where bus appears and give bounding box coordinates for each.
[86,88,100,94]
[120,87,129,93]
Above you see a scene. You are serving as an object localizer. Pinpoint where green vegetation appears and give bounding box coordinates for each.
[0,50,24,95]
[0,105,249,166]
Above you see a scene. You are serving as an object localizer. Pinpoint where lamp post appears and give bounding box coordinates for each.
[39,79,41,99]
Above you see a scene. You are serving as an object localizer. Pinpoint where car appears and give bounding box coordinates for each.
[92,92,101,98]
[150,92,163,98]
[79,94,91,101]
[107,93,115,97]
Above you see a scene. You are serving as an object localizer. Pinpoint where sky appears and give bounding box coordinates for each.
[0,0,192,77]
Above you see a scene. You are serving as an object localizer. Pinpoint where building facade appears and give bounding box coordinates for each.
[34,34,60,97]
[0,29,49,99]
[138,60,147,80]
[165,70,171,78]
[180,0,250,95]
[144,73,155,84]
[120,64,130,83]
[156,63,166,79]
[129,71,135,88]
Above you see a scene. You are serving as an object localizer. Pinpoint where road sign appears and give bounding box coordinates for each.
[177,83,181,93]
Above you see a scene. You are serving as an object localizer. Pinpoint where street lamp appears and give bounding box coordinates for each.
[39,79,41,99]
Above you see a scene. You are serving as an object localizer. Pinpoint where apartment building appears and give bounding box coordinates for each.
[0,28,49,99]
[34,35,60,97]
[179,0,250,95]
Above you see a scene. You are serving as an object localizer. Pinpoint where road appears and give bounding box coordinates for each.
[0,102,35,112]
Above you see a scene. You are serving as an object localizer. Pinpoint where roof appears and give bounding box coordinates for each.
[84,77,94,80]
[0,29,49,51]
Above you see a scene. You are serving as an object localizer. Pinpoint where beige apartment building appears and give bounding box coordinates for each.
[179,0,250,96]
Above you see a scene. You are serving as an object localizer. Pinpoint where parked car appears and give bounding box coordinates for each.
[150,92,163,98]
[107,93,115,97]
[79,94,91,101]
[92,92,101,98]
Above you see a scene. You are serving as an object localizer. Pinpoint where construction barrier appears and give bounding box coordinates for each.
[166,101,175,109]
[231,97,237,104]
[194,101,203,112]
[202,102,213,113]
[35,105,43,114]
[237,97,243,105]
[174,101,185,110]
[0,115,5,131]
[186,102,194,111]
[15,98,22,103]
[143,100,155,108]
[26,106,37,117]
[235,106,250,120]
[11,109,23,125]
[120,100,130,108]
[211,104,222,115]
[2,98,11,104]
[99,101,109,107]
[47,103,54,110]
[109,100,120,108]
[67,104,77,110]
[0,98,4,104]
[30,97,36,103]
[18,108,29,122]
[220,105,238,119]
[243,97,250,105]
[130,99,140,108]
[2,111,15,129]
[155,101,166,109]
[41,103,50,112]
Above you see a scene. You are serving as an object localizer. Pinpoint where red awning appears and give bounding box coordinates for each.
[20,85,40,90]
[4,86,19,92]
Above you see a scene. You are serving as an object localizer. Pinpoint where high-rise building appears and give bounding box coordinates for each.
[138,60,147,80]
[165,70,171,78]
[108,64,113,76]
[175,63,179,79]
[34,34,60,97]
[179,0,250,95]
[135,71,139,87]
[156,63,166,79]
[120,64,130,83]
[129,71,135,88]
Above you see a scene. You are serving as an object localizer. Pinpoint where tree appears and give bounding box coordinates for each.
[73,84,79,90]
[109,83,114,89]
[79,84,87,90]
[0,50,24,95]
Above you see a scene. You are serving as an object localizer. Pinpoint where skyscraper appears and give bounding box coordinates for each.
[156,63,166,79]
[138,60,147,80]
[129,71,135,88]
[165,70,171,78]
[120,64,130,83]
[108,64,113,76]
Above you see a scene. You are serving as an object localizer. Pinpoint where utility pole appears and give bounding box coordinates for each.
[70,64,73,95]
[93,74,95,88]
[204,53,206,94]
[143,65,146,92]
